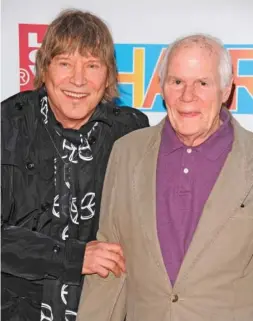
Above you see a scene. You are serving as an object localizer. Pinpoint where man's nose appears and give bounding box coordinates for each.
[70,66,87,87]
[180,84,196,102]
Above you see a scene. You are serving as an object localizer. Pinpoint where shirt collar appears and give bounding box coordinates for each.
[160,117,184,155]
[196,108,234,160]
[160,107,234,160]
[88,102,113,126]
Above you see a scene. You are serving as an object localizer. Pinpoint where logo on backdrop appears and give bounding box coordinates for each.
[19,24,253,114]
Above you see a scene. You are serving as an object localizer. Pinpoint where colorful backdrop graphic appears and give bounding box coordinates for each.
[19,24,253,114]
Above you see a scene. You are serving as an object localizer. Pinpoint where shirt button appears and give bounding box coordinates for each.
[183,168,189,174]
[171,294,179,303]
[186,148,192,154]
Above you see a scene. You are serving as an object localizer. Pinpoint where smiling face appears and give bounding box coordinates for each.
[162,43,232,146]
[43,51,108,129]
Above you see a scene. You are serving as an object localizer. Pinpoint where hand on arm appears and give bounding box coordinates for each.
[82,240,126,278]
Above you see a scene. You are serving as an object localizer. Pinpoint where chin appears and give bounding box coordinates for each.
[177,125,202,137]
[64,108,91,119]
[67,114,89,121]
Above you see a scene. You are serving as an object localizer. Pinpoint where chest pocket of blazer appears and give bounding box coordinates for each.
[229,185,253,219]
[230,210,253,220]
[230,197,253,220]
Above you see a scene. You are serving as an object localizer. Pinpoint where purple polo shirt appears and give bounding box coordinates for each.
[156,108,234,286]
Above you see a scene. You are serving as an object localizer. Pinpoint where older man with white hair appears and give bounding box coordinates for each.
[77,34,253,321]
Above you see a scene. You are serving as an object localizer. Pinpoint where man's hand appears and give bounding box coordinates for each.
[82,241,126,278]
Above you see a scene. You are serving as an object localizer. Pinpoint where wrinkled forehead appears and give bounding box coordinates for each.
[179,37,219,53]
[167,39,221,73]
[170,38,220,63]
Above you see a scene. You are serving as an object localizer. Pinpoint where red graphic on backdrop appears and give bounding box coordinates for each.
[19,24,48,91]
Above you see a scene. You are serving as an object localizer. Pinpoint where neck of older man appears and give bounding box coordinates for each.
[176,115,222,147]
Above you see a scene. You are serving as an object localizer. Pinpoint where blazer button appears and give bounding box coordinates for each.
[15,102,23,110]
[26,162,35,170]
[171,294,179,303]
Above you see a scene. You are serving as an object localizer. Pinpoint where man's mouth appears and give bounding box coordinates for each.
[63,90,89,99]
[179,111,200,118]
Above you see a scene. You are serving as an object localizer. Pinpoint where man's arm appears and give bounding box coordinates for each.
[77,142,127,321]
[1,100,85,284]
[1,96,125,285]
[1,169,84,285]
[1,162,125,286]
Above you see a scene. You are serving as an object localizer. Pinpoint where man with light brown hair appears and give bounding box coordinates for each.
[1,9,149,321]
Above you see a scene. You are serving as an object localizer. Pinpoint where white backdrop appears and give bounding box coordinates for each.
[2,0,253,130]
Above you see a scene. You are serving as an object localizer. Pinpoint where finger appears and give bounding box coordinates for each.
[98,250,126,273]
[110,253,126,272]
[96,266,110,278]
[82,257,121,277]
[100,258,122,277]
[102,242,124,257]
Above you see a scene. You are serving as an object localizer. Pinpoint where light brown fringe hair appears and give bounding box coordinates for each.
[34,9,118,101]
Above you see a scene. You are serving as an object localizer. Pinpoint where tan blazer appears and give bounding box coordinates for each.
[77,113,253,321]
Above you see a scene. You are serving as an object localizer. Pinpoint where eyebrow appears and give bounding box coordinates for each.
[197,77,210,81]
[54,56,71,61]
[167,75,178,78]
[54,56,102,63]
[166,75,183,81]
[85,58,102,63]
[167,75,212,81]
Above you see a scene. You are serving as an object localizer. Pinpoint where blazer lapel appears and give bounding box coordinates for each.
[133,119,172,289]
[174,118,253,288]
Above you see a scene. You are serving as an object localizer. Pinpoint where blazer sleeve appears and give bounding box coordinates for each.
[77,142,127,321]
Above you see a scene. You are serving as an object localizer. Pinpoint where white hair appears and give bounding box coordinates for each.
[158,33,233,89]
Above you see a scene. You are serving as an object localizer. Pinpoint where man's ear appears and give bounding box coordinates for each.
[41,69,46,83]
[104,68,110,88]
[222,77,233,103]
[160,82,164,100]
